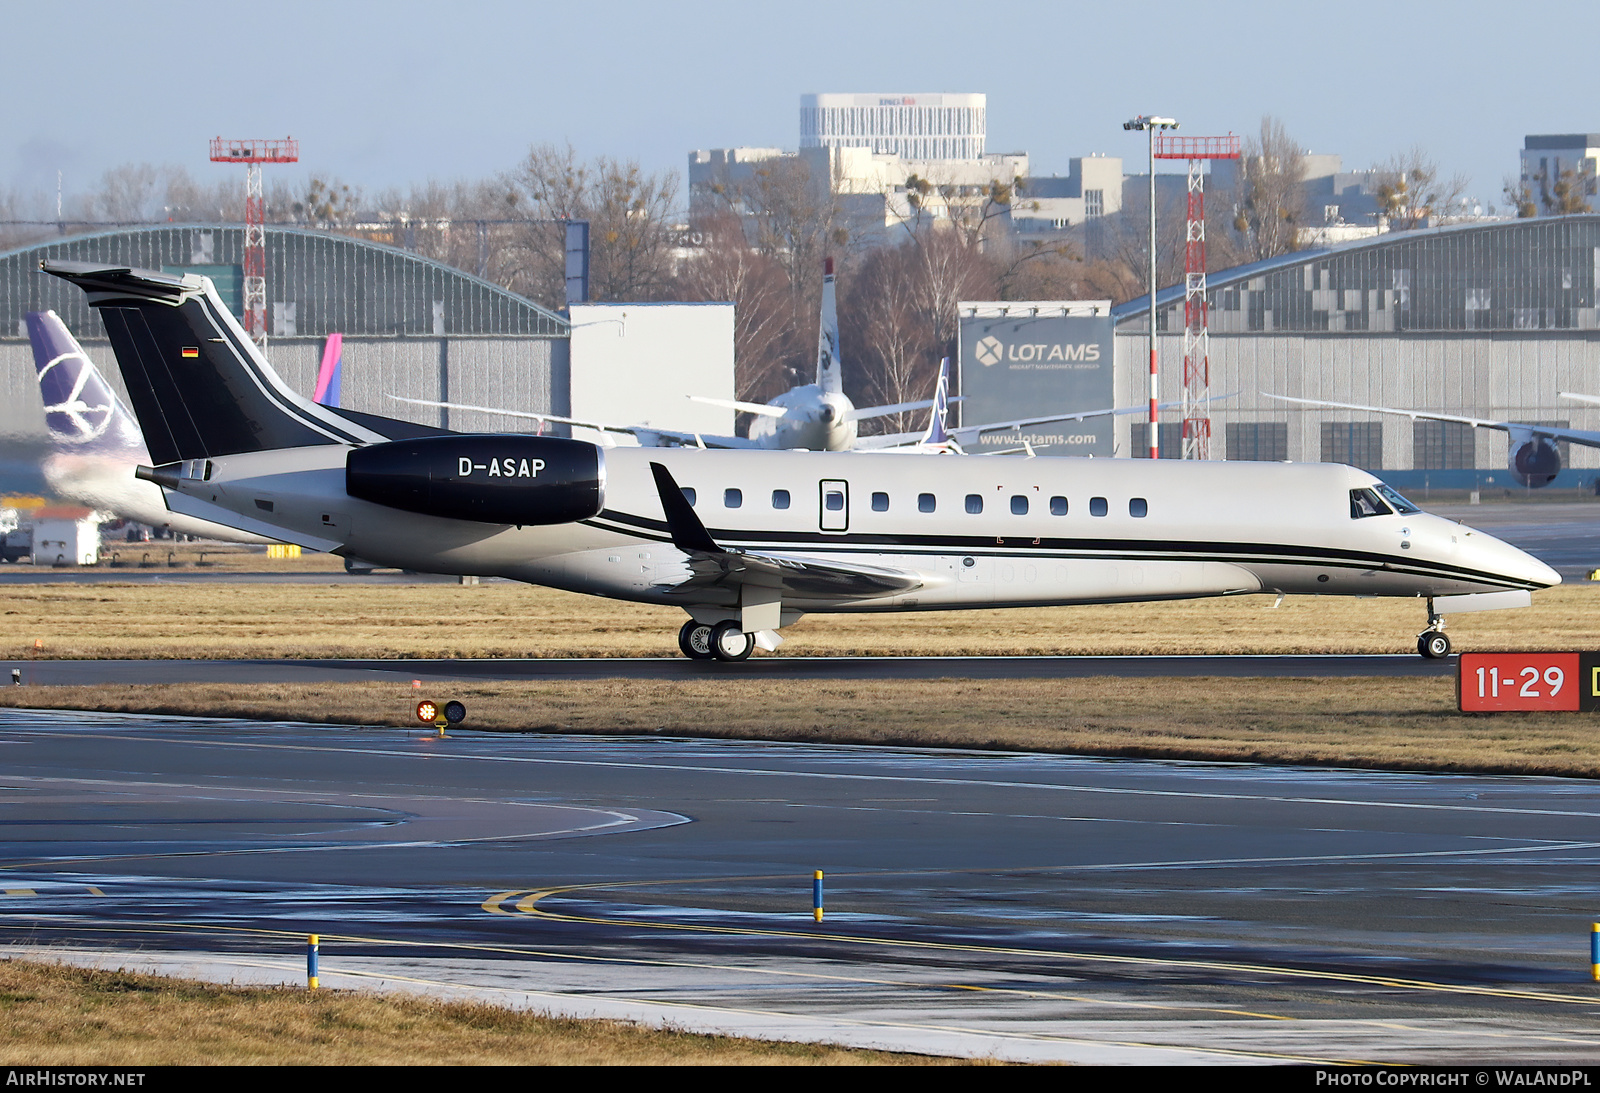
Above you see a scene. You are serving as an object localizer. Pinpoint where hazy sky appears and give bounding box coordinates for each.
[5,0,1594,211]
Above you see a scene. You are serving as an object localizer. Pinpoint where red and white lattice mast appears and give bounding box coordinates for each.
[1153,132,1238,459]
[209,137,299,347]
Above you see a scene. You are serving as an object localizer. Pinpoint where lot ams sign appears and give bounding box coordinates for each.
[972,335,1103,367]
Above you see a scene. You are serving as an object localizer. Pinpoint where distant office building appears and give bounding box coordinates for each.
[1519,134,1600,213]
[800,93,986,161]
[689,145,1027,243]
[1011,156,1124,239]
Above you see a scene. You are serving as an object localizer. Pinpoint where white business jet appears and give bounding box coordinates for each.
[44,259,1557,662]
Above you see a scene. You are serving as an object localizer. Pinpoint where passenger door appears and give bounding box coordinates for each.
[819,479,849,533]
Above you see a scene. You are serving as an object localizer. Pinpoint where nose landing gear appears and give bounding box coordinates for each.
[1417,603,1451,659]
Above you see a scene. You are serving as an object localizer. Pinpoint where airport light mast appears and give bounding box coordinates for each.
[209,137,299,348]
[1123,115,1178,459]
[1154,131,1240,460]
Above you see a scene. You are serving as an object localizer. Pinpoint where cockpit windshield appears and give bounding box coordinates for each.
[1350,484,1421,518]
[1349,488,1392,519]
[1372,483,1421,514]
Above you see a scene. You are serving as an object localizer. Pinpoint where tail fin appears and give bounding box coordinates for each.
[920,357,956,449]
[815,256,842,395]
[26,310,144,454]
[41,261,388,465]
[314,332,343,407]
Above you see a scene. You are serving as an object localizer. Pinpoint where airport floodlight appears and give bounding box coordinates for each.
[1125,113,1180,457]
[1123,115,1179,131]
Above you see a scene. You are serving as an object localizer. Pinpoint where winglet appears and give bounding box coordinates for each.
[649,462,721,554]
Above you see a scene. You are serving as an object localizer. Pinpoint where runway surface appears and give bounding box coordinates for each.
[6,707,1600,1064]
[0,653,1455,685]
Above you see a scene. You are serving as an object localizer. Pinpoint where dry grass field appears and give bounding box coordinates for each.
[7,674,1600,779]
[2,577,1597,660]
[0,959,962,1065]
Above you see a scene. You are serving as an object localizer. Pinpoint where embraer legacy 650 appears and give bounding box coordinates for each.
[42,260,1557,660]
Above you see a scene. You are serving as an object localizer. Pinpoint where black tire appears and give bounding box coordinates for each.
[710,620,754,662]
[677,620,716,660]
[1418,631,1452,659]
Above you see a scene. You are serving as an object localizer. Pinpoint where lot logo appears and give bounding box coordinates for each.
[974,336,1005,366]
[972,335,1102,366]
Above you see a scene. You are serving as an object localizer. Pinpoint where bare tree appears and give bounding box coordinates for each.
[1514,164,1596,216]
[1372,146,1469,229]
[1502,175,1539,218]
[839,244,938,433]
[1229,117,1307,260]
[504,143,680,309]
[671,212,795,402]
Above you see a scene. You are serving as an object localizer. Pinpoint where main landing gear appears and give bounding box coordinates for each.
[1417,603,1451,659]
[677,619,754,662]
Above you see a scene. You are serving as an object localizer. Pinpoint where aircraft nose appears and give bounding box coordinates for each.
[1472,529,1561,589]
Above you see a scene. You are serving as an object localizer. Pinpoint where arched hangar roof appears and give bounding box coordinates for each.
[1112,214,1600,335]
[0,224,568,340]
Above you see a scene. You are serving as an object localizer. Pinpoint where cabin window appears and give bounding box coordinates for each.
[1129,498,1148,518]
[772,489,790,509]
[724,488,742,509]
[824,490,845,511]
[1010,495,1028,515]
[965,494,984,514]
[871,492,889,512]
[1350,488,1392,519]
[681,487,697,506]
[1049,496,1068,516]
[918,493,937,513]
[1089,496,1108,517]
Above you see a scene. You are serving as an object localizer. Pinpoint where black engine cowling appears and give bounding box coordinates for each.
[346,435,604,525]
[1511,437,1561,488]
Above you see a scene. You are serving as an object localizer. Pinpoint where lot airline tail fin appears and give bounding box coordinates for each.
[25,310,144,455]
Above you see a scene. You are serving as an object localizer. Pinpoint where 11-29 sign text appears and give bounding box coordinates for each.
[1458,652,1600,712]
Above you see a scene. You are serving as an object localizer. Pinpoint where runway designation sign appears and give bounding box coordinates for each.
[1458,653,1600,712]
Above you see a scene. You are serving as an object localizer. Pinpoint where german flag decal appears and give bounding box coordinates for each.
[181,347,199,358]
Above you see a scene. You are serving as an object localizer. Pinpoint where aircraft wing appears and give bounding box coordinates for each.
[648,462,924,601]
[1560,392,1600,407]
[686,395,788,418]
[1266,394,1600,448]
[844,397,941,423]
[387,395,758,449]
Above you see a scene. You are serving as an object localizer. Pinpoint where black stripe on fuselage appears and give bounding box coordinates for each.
[579,509,1537,591]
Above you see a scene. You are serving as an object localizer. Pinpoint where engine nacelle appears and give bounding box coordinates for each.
[1510,436,1561,488]
[346,435,604,525]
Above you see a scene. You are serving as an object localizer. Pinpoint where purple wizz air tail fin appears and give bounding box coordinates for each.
[26,310,144,455]
[314,332,343,407]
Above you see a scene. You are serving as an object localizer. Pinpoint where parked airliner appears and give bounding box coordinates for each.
[25,310,268,543]
[1267,393,1600,488]
[44,259,1558,660]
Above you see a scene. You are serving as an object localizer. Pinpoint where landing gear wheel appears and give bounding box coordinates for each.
[710,620,754,662]
[1418,631,1452,659]
[677,620,715,660]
